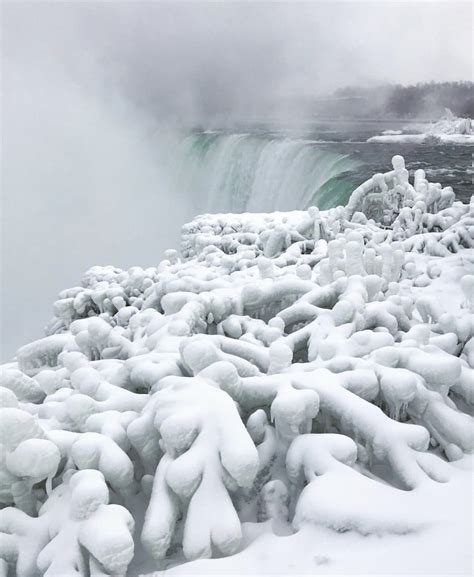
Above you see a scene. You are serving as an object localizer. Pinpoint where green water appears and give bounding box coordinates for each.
[173,132,361,213]
[172,124,472,214]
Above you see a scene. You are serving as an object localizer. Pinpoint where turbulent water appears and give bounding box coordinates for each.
[171,132,360,214]
[170,122,473,215]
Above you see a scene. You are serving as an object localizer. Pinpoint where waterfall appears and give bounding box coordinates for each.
[171,132,360,214]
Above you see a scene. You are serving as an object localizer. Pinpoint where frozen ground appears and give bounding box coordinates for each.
[1,155,473,577]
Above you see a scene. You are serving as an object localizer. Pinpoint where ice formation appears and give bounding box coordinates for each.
[368,109,474,144]
[1,155,473,576]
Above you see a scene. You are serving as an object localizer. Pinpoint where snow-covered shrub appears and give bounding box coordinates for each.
[0,469,134,577]
[1,155,473,574]
[0,408,60,515]
[141,372,259,561]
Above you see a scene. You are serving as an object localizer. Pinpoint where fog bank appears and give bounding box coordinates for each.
[1,1,472,358]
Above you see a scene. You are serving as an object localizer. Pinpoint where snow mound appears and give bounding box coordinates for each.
[368,109,474,144]
[1,155,473,576]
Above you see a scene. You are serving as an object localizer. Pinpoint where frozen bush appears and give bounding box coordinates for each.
[1,155,472,572]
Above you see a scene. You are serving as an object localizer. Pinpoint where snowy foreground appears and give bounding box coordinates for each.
[368,110,474,144]
[1,155,473,577]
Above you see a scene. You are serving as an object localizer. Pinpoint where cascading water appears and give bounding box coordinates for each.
[171,132,361,214]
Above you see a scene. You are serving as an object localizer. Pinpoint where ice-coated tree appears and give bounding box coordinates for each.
[1,156,473,576]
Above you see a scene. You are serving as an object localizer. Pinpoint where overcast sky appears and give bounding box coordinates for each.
[1,0,473,359]
[3,1,473,124]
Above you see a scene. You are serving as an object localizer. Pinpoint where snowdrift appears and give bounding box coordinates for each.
[1,155,473,576]
[368,109,474,144]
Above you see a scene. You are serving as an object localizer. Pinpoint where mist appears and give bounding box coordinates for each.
[1,0,472,359]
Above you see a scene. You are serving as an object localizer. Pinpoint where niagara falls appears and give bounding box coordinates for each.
[1,2,473,577]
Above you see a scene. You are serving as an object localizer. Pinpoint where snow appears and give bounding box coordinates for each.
[368,133,474,144]
[145,456,472,576]
[368,110,474,144]
[1,154,473,576]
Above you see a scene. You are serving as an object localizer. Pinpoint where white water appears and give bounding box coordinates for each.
[171,132,359,214]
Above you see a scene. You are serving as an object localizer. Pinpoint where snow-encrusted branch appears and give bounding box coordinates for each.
[1,155,472,574]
